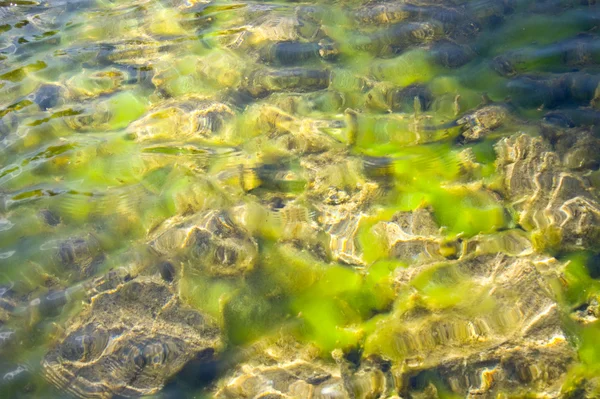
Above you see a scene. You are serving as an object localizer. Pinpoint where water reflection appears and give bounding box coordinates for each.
[0,0,599,398]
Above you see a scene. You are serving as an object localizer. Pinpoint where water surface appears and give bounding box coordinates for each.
[1,0,600,398]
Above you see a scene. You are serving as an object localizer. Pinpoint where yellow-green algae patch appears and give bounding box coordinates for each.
[217,242,398,352]
[0,0,599,398]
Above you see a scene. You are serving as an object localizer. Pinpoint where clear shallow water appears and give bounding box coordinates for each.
[1,0,600,397]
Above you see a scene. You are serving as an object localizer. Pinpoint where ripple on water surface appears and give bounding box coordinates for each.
[1,0,600,398]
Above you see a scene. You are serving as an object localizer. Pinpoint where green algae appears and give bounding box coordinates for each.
[105,91,148,129]
[0,1,599,398]
[556,252,600,396]
[485,11,596,54]
[0,61,47,83]
[430,186,507,237]
[560,252,600,308]
[371,49,440,87]
[219,242,399,352]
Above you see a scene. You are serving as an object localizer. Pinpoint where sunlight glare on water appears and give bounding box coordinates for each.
[1,0,600,398]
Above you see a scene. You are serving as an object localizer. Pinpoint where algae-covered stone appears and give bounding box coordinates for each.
[302,151,380,265]
[456,103,511,142]
[370,200,514,265]
[66,68,126,99]
[218,3,337,64]
[351,20,445,56]
[243,104,341,155]
[353,2,411,25]
[150,51,243,97]
[366,83,433,113]
[63,91,147,132]
[127,96,235,143]
[229,13,313,48]
[353,1,480,44]
[42,234,104,280]
[230,198,326,258]
[495,133,600,250]
[42,277,221,399]
[256,40,339,67]
[430,40,475,68]
[0,285,16,328]
[149,210,258,277]
[365,254,575,398]
[214,335,395,399]
[461,229,533,257]
[98,39,161,68]
[215,359,346,398]
[373,207,449,265]
[507,72,600,110]
[492,34,600,77]
[242,67,331,98]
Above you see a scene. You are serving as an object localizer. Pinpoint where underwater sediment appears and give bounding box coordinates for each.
[1,0,600,398]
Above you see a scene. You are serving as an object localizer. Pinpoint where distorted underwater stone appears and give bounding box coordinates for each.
[62,91,147,132]
[42,276,221,399]
[302,151,381,265]
[214,334,397,399]
[229,199,328,259]
[373,207,450,265]
[215,360,348,399]
[43,234,104,280]
[455,103,512,142]
[127,96,236,143]
[1,0,600,397]
[241,67,332,99]
[365,254,575,397]
[242,104,343,155]
[496,133,600,251]
[149,209,258,277]
[66,68,126,100]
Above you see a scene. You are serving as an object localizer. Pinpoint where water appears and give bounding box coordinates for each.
[0,0,599,397]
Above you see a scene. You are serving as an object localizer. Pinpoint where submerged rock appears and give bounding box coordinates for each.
[492,34,600,77]
[2,0,600,397]
[353,2,411,25]
[373,207,450,265]
[149,209,258,277]
[366,83,434,113]
[368,254,575,397]
[456,103,512,142]
[214,250,573,398]
[42,277,221,398]
[0,285,16,327]
[46,234,104,280]
[571,296,599,324]
[128,96,235,142]
[244,104,341,155]
[214,335,396,399]
[507,72,600,110]
[256,40,339,66]
[302,151,380,265]
[430,40,475,68]
[352,20,445,56]
[32,84,65,111]
[542,127,600,170]
[223,10,324,51]
[373,208,530,265]
[242,67,331,98]
[495,133,600,250]
[215,359,347,398]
